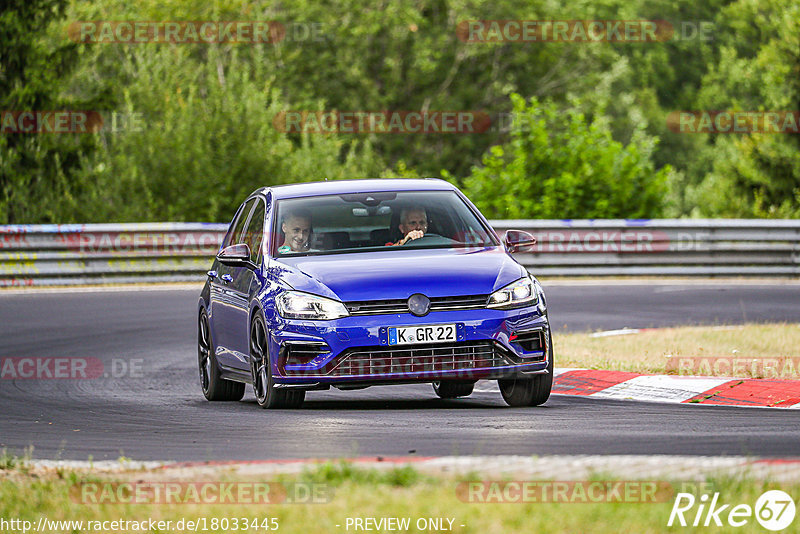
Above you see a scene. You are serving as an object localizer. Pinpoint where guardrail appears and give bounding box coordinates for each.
[1,220,798,286]
[493,219,800,277]
[0,223,227,286]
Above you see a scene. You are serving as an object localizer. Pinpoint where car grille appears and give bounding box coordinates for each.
[280,340,515,378]
[345,295,488,316]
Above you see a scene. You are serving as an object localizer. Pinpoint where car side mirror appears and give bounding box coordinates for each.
[217,244,256,269]
[504,230,537,253]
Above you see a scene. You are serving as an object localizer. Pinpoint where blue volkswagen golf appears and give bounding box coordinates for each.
[198,179,552,408]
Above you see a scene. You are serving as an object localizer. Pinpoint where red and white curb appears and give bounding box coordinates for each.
[549,368,800,408]
[474,368,800,407]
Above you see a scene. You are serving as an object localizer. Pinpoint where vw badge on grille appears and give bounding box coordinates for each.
[407,293,431,316]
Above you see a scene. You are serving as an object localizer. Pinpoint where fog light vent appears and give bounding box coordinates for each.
[283,341,330,366]
[511,329,545,353]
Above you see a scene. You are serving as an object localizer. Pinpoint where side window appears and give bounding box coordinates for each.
[242,199,266,265]
[223,199,256,248]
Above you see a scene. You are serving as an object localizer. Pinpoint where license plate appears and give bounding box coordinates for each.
[388,324,457,346]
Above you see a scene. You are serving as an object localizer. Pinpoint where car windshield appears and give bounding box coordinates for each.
[272,190,497,257]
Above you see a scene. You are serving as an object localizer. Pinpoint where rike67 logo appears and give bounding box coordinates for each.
[668,490,796,531]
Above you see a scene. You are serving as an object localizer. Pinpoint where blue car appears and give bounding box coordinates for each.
[198,179,552,408]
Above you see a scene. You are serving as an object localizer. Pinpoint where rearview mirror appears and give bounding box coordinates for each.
[352,206,392,217]
[217,244,256,269]
[504,230,537,253]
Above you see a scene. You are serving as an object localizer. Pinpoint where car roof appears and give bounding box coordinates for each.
[255,178,458,200]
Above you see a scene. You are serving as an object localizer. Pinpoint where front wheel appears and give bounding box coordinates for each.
[498,343,553,407]
[250,312,304,409]
[198,309,245,401]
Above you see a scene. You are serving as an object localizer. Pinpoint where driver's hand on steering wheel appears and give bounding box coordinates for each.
[398,230,424,245]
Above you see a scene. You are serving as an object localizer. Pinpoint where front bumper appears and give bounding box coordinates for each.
[267,306,549,385]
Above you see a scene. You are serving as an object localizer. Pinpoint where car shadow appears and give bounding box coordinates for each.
[234,397,551,410]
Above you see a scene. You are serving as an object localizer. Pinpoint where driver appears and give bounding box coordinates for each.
[278,209,313,253]
[387,207,428,246]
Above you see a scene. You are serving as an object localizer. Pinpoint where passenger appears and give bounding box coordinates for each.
[387,207,427,246]
[278,209,313,253]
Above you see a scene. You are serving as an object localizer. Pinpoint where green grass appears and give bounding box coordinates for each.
[2,457,798,533]
[0,447,32,472]
[555,323,800,376]
[299,460,432,487]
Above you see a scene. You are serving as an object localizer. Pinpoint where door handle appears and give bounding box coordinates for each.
[221,274,233,283]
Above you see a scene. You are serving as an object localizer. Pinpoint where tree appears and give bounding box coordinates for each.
[65,44,383,222]
[689,0,800,217]
[456,93,671,218]
[0,0,96,223]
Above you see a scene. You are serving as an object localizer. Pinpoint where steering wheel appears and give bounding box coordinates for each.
[402,233,455,246]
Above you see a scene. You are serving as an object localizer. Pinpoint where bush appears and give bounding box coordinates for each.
[455,94,671,219]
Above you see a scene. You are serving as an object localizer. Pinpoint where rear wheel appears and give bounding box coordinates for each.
[250,312,304,409]
[198,309,245,401]
[499,342,553,407]
[432,381,475,398]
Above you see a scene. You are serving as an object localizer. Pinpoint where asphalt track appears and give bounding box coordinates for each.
[1,283,799,461]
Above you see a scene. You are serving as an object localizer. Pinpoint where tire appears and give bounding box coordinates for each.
[498,339,553,407]
[432,381,475,398]
[250,312,305,409]
[198,309,245,401]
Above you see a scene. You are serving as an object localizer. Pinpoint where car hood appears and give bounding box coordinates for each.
[271,247,527,302]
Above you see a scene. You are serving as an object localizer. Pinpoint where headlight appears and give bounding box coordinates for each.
[533,277,547,313]
[487,276,538,309]
[276,291,350,320]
